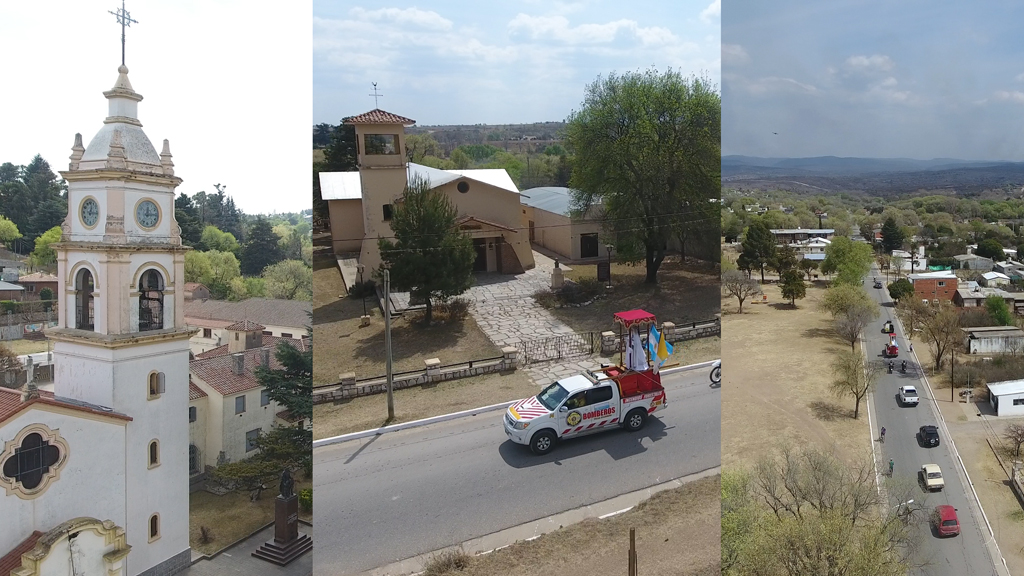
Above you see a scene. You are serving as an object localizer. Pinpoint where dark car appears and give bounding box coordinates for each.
[934,505,960,537]
[874,280,883,289]
[918,425,940,447]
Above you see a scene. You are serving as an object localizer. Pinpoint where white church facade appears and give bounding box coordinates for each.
[0,65,192,576]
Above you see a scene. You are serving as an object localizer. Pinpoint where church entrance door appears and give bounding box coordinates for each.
[473,239,487,272]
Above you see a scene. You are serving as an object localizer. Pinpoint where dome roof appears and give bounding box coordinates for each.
[74,66,167,173]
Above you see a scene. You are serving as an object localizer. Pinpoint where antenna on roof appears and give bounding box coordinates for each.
[369,82,383,109]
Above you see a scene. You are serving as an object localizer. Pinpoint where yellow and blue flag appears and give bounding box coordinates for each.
[647,326,674,373]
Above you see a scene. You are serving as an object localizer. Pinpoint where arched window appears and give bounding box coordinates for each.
[75,269,94,331]
[139,270,164,331]
[148,372,165,399]
[149,514,160,541]
[148,440,160,468]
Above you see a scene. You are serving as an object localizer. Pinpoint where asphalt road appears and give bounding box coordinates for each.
[313,369,720,575]
[866,273,1000,576]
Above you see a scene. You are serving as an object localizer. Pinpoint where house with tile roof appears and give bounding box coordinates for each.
[183,297,310,355]
[320,108,535,276]
[187,321,310,472]
[15,273,58,301]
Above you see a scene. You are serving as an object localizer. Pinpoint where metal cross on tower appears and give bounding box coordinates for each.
[108,0,138,66]
[369,83,383,108]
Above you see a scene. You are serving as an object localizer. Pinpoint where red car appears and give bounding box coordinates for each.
[934,505,960,537]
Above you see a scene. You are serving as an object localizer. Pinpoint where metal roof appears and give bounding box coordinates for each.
[320,163,520,201]
[319,171,362,201]
[988,379,1024,397]
[0,281,24,291]
[520,186,576,216]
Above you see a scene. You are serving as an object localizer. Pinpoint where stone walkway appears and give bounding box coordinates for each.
[523,356,617,387]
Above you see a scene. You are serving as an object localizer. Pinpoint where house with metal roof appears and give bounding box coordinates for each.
[519,186,607,261]
[319,109,535,276]
[988,379,1024,417]
[962,326,1024,355]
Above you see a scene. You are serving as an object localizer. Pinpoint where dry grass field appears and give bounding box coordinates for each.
[721,277,872,468]
[189,478,312,556]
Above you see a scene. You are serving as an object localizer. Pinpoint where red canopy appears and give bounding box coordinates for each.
[613,309,657,330]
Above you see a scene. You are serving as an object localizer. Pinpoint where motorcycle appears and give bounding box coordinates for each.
[710,360,721,385]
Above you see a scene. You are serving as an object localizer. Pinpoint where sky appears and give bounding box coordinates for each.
[0,2,312,215]
[313,0,721,125]
[723,0,1024,161]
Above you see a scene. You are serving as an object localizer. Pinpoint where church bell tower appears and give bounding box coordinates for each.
[49,63,193,575]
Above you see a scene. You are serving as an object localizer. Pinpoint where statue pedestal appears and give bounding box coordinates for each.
[551,267,564,290]
[252,494,312,565]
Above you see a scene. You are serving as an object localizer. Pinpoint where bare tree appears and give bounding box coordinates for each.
[723,270,762,313]
[1005,423,1024,459]
[724,446,915,576]
[921,304,962,370]
[895,298,930,340]
[890,255,905,279]
[830,350,882,419]
[834,302,879,351]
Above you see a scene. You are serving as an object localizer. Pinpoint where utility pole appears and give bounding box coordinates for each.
[951,347,956,403]
[628,528,637,576]
[384,270,395,420]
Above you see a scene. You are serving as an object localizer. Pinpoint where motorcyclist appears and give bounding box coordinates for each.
[888,360,894,374]
[901,360,907,373]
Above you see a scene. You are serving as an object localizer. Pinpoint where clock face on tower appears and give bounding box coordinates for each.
[80,198,99,228]
[135,199,160,229]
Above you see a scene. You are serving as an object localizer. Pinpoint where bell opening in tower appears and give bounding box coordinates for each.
[74,269,95,331]
[138,269,165,331]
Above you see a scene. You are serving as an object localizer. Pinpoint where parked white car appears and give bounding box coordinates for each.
[899,385,919,406]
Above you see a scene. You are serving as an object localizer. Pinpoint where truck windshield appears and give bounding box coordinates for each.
[537,383,570,411]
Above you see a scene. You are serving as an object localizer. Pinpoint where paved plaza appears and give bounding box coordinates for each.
[184,521,313,576]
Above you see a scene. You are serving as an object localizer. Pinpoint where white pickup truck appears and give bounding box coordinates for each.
[503,366,667,455]
[899,385,919,406]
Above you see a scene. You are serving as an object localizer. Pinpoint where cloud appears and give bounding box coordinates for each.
[507,14,676,46]
[737,75,819,95]
[844,54,894,74]
[994,90,1024,104]
[1016,72,1024,83]
[700,0,720,22]
[348,7,453,30]
[722,44,749,66]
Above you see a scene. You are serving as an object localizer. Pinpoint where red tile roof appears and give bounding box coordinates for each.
[0,387,132,426]
[224,320,266,332]
[17,273,58,283]
[195,335,308,360]
[189,380,208,400]
[185,282,207,291]
[0,531,44,576]
[190,338,307,396]
[184,298,310,331]
[344,109,416,126]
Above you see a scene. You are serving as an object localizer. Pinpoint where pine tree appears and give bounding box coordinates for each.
[240,218,285,276]
[741,219,777,283]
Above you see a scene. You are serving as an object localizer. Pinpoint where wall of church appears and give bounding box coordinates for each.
[188,398,208,474]
[356,125,406,170]
[436,180,535,271]
[359,168,410,246]
[0,410,126,558]
[328,198,364,254]
[527,206,572,259]
[36,527,114,576]
[108,341,191,576]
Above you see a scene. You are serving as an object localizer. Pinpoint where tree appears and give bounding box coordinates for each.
[723,270,762,313]
[889,254,905,279]
[975,238,1005,261]
[210,454,282,502]
[0,344,23,389]
[888,278,914,303]
[200,225,239,253]
[834,303,878,351]
[722,446,915,576]
[779,269,806,306]
[566,69,720,284]
[1004,423,1024,459]
[986,295,1015,326]
[0,215,22,249]
[741,219,777,283]
[830,351,882,419]
[799,258,819,282]
[175,193,203,246]
[184,250,214,284]
[819,284,875,318]
[28,226,61,268]
[240,218,285,276]
[881,216,905,253]
[895,298,930,340]
[821,236,874,286]
[262,260,312,300]
[378,176,475,324]
[769,244,798,276]
[450,148,472,170]
[723,214,743,244]
[255,330,312,476]
[921,304,961,370]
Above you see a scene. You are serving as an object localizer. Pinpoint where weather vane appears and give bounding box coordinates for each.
[109,0,138,67]
[369,82,383,109]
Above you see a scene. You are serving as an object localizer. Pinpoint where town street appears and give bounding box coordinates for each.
[313,369,720,575]
[866,273,1001,576]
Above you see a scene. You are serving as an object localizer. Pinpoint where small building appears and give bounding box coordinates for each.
[519,186,605,261]
[770,228,835,245]
[184,282,211,300]
[908,270,958,304]
[962,326,1024,355]
[954,286,1016,310]
[183,297,310,355]
[953,254,994,272]
[0,280,25,301]
[981,271,1011,287]
[988,379,1024,417]
[16,273,58,301]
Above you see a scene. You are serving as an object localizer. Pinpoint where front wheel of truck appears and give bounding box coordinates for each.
[530,430,556,455]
